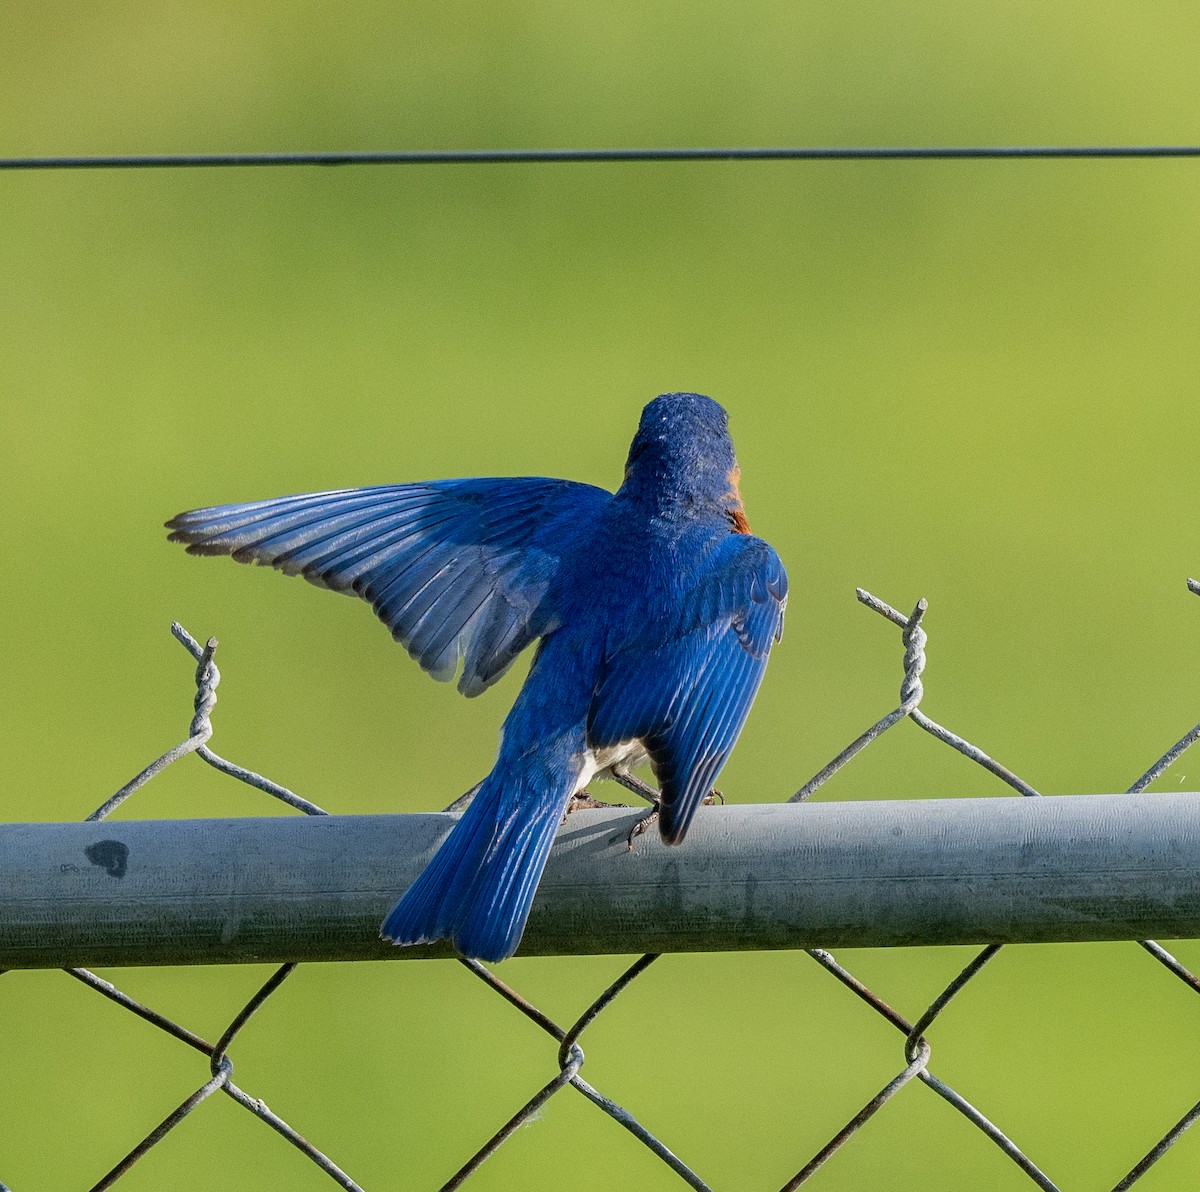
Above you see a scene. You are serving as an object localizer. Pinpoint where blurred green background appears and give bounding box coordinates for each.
[5,3,1200,1188]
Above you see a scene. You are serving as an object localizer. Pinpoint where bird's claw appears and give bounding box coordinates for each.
[626,807,659,850]
[564,789,629,822]
[625,788,723,850]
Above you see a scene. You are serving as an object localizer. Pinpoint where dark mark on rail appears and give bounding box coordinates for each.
[85,840,129,879]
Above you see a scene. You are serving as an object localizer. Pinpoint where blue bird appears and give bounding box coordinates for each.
[166,392,787,962]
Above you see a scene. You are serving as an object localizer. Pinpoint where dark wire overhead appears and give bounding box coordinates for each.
[4,145,1200,170]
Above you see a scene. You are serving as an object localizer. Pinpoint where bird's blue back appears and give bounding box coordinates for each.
[167,392,787,960]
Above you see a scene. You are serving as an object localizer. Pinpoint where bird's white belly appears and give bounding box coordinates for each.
[575,739,651,792]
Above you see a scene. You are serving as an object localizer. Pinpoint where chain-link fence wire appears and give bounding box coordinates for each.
[6,583,1200,1190]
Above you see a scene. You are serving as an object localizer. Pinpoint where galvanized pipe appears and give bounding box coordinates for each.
[2,793,1199,968]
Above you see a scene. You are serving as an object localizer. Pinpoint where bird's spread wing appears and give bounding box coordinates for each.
[587,535,787,843]
[167,478,610,696]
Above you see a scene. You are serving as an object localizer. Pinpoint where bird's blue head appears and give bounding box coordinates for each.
[620,393,751,532]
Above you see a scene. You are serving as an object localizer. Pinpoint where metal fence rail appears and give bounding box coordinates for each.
[5,586,1200,1191]
[7,793,1200,968]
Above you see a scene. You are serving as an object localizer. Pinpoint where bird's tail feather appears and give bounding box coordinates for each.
[380,765,573,962]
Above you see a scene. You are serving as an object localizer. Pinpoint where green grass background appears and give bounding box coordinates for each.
[5,3,1200,1188]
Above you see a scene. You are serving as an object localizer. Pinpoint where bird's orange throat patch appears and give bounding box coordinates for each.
[727,465,752,534]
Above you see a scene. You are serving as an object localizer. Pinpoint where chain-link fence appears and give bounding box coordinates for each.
[5,583,1200,1191]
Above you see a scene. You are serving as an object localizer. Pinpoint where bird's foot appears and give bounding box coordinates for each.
[625,788,724,851]
[564,789,629,821]
[626,805,660,850]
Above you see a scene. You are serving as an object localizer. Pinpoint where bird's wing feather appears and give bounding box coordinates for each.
[587,535,787,843]
[167,477,610,696]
